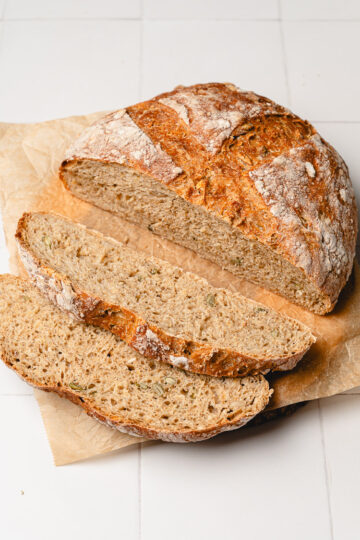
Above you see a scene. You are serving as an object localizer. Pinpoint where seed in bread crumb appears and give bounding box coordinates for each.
[205,294,216,307]
[69,382,86,391]
[153,382,164,396]
[150,268,160,275]
[231,257,242,266]
[163,376,176,386]
[42,234,52,248]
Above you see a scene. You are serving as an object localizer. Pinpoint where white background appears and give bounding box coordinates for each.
[0,1,360,539]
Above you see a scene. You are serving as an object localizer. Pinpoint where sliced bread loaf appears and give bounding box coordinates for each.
[0,274,271,442]
[59,83,357,314]
[16,212,315,378]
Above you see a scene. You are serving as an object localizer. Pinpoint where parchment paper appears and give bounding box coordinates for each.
[0,115,359,466]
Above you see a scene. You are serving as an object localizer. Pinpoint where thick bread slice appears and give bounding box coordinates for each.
[0,275,271,442]
[59,83,358,315]
[16,212,315,378]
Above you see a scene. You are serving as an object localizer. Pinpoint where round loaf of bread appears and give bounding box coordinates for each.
[60,83,358,314]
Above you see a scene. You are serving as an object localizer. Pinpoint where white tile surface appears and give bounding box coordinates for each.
[0,20,141,122]
[144,0,278,20]
[141,402,331,540]
[320,395,360,540]
[281,0,360,20]
[284,21,360,121]
[0,395,140,540]
[0,360,32,395]
[4,0,141,19]
[142,21,288,106]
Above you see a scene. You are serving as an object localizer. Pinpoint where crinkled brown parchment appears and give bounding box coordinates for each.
[0,115,359,466]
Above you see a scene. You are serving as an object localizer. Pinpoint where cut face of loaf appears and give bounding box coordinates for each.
[0,275,271,442]
[17,212,315,378]
[60,83,358,315]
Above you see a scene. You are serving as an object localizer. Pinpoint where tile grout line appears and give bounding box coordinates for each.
[138,0,144,101]
[2,17,360,23]
[312,120,360,124]
[278,0,291,107]
[1,0,6,20]
[0,393,33,397]
[318,400,335,540]
[3,17,142,22]
[278,18,360,23]
[0,2,6,62]
[0,17,282,23]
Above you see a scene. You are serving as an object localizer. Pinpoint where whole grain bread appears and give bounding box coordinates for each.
[60,83,358,315]
[0,274,271,442]
[16,212,315,377]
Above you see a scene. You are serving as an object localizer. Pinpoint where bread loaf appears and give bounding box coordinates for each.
[0,275,271,442]
[60,83,358,314]
[16,212,314,378]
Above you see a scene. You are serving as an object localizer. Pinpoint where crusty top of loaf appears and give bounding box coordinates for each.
[66,108,183,183]
[63,83,358,304]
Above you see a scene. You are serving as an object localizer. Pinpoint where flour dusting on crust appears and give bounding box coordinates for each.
[158,98,190,125]
[66,109,182,183]
[157,84,291,154]
[249,134,356,289]
[132,326,191,370]
[169,354,189,369]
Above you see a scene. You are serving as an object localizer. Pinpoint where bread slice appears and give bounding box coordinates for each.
[16,212,315,378]
[0,274,271,442]
[59,83,358,315]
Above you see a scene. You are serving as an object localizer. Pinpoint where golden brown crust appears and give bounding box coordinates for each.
[60,83,358,312]
[16,212,313,378]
